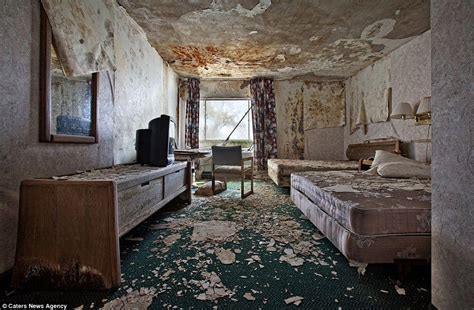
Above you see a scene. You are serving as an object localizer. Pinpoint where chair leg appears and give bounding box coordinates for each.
[211,165,215,194]
[241,170,254,199]
[250,162,254,193]
[241,170,244,199]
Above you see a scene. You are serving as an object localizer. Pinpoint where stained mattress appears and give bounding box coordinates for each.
[290,170,431,264]
[268,159,359,187]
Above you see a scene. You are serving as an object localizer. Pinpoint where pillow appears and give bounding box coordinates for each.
[377,162,431,179]
[364,150,421,175]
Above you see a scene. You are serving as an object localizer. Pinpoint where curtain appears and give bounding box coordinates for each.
[250,78,277,170]
[184,78,200,149]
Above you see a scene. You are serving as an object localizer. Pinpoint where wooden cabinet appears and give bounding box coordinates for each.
[12,162,191,289]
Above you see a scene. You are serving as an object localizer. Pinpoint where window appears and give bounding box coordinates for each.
[199,99,253,149]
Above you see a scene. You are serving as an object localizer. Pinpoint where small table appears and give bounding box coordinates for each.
[174,149,210,162]
[174,149,211,185]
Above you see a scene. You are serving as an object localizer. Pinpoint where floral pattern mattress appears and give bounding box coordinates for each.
[268,159,359,187]
[290,170,431,264]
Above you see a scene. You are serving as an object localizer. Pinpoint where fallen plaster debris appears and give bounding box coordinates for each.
[163,233,181,246]
[191,271,233,301]
[215,248,236,264]
[191,220,238,242]
[284,296,304,305]
[322,184,361,193]
[349,261,368,275]
[395,285,406,295]
[102,287,157,309]
[279,254,305,267]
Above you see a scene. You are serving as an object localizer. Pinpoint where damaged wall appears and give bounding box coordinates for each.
[275,80,345,160]
[118,0,430,79]
[0,0,114,274]
[114,6,178,164]
[0,0,178,274]
[275,80,305,159]
[200,80,250,98]
[344,31,432,161]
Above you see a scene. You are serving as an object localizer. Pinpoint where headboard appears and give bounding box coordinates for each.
[346,139,401,160]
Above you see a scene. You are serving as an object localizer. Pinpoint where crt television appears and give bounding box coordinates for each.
[136,114,175,167]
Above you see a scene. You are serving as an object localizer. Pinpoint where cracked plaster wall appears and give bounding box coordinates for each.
[0,0,114,274]
[431,0,474,307]
[344,31,432,161]
[275,80,345,160]
[0,0,178,274]
[114,6,178,164]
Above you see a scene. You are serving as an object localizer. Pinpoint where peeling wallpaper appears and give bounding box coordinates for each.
[0,0,178,274]
[118,0,430,79]
[0,0,114,274]
[41,0,116,76]
[347,57,391,133]
[303,82,345,130]
[275,80,305,159]
[275,80,345,160]
[114,6,178,164]
[344,31,432,162]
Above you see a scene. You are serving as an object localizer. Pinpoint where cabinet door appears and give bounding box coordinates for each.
[164,168,186,198]
[118,177,164,235]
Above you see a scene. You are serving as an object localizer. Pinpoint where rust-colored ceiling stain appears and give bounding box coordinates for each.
[171,46,220,68]
[117,0,430,79]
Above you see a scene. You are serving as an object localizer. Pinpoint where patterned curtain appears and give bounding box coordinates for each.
[250,78,278,170]
[184,78,200,149]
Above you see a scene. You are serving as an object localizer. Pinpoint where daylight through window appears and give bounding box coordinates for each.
[199,99,253,149]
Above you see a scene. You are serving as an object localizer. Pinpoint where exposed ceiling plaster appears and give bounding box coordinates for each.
[117,0,430,79]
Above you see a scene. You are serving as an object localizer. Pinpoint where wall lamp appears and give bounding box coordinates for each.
[391,102,414,120]
[415,96,432,125]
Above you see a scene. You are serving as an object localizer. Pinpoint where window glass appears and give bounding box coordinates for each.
[199,99,253,148]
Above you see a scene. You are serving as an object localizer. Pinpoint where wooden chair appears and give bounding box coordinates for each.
[211,145,254,198]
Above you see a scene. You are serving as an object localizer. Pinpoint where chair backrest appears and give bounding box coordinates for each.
[212,145,242,166]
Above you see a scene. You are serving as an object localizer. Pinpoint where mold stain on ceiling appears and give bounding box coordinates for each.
[117,0,430,79]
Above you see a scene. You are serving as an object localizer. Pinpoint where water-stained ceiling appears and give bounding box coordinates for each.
[117,0,430,79]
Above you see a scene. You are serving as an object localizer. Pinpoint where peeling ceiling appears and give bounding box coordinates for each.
[117,0,430,79]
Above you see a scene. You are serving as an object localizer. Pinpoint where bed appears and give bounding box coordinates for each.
[290,170,431,264]
[268,159,359,187]
[268,139,401,187]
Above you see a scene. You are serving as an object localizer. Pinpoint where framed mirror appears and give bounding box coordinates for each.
[39,7,99,144]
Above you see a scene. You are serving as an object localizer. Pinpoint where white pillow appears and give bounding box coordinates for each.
[377,162,431,179]
[364,150,421,175]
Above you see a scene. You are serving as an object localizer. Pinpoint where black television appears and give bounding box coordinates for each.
[136,114,175,167]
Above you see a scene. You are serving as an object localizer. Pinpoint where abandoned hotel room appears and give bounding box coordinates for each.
[0,0,472,309]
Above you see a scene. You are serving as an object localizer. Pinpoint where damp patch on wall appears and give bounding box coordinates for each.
[275,80,305,160]
[276,80,345,159]
[41,0,116,76]
[303,81,345,130]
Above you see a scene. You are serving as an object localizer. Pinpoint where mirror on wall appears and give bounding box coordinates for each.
[39,6,99,144]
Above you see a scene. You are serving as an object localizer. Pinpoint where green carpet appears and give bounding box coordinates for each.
[1,180,430,309]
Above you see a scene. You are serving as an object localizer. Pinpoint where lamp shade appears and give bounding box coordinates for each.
[391,102,414,120]
[416,96,431,114]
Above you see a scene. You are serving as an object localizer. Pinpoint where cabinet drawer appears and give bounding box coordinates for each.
[164,168,186,198]
[118,177,163,234]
